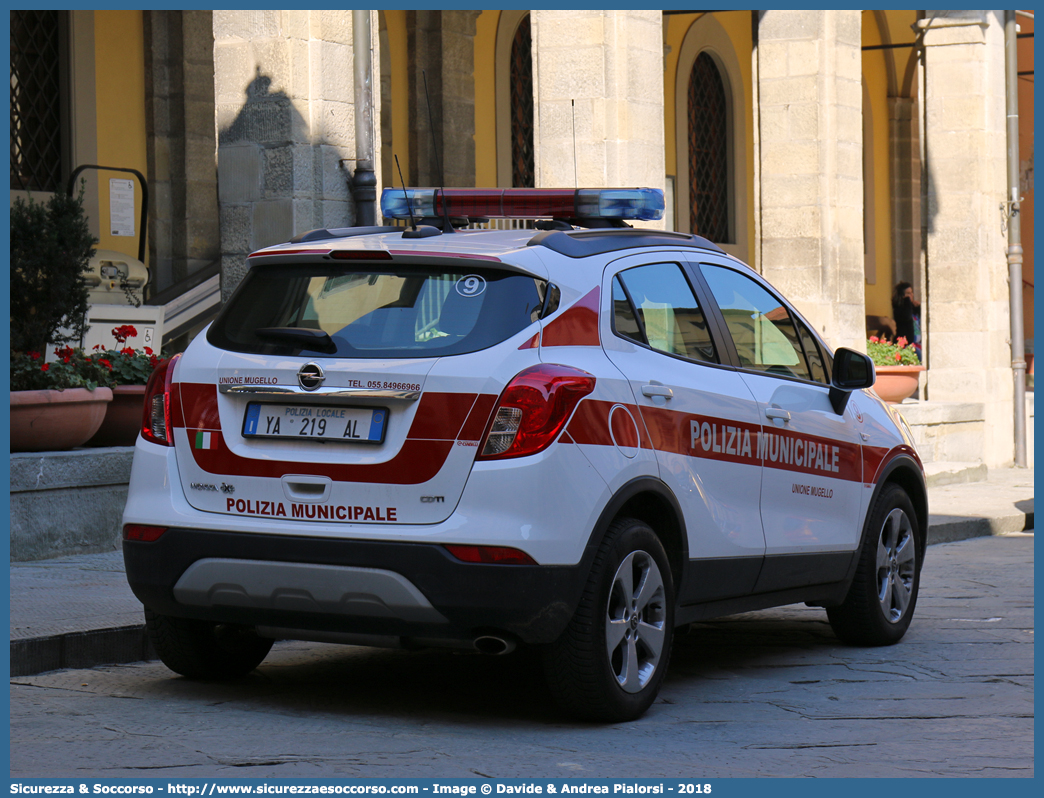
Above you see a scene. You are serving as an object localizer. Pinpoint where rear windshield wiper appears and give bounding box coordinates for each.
[255,327,337,354]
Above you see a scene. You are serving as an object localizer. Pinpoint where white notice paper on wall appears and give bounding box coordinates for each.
[110,178,135,237]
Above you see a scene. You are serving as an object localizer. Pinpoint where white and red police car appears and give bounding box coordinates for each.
[122,187,926,721]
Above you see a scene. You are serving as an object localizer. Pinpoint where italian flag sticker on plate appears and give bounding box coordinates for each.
[195,430,218,449]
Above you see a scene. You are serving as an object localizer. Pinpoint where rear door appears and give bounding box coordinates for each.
[601,255,766,603]
[172,261,548,527]
[694,259,864,590]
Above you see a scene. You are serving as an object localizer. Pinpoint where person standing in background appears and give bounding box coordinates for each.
[892,281,921,359]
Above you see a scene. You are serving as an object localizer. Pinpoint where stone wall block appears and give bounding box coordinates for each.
[312,10,351,44]
[184,184,217,226]
[834,11,862,46]
[253,199,294,250]
[322,200,352,230]
[762,205,821,240]
[759,10,823,42]
[213,44,256,105]
[183,11,214,63]
[217,143,262,203]
[321,146,351,201]
[221,253,248,299]
[787,103,820,140]
[263,146,294,197]
[759,75,818,107]
[786,39,820,76]
[317,41,353,105]
[543,48,607,99]
[250,40,292,96]
[755,41,790,80]
[287,39,311,100]
[291,144,315,194]
[213,10,281,42]
[219,205,251,255]
[761,141,819,176]
[284,11,309,41]
[760,174,819,207]
[316,101,355,148]
[183,64,216,104]
[761,237,822,272]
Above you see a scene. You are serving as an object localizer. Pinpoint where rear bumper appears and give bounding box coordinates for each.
[123,528,587,645]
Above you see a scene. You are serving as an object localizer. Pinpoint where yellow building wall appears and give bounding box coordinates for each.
[474,10,500,187]
[664,11,754,256]
[383,10,410,186]
[93,10,148,264]
[861,12,894,319]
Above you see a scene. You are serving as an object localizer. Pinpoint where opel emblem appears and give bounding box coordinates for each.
[298,362,325,391]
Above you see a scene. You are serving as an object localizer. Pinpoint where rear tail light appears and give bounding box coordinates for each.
[476,364,595,460]
[445,545,537,565]
[141,354,180,446]
[123,524,167,542]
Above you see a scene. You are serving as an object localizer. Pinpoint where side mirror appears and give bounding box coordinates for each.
[829,347,876,414]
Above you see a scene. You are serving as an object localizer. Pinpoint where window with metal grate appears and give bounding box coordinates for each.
[10,10,68,193]
[510,15,534,189]
[687,52,728,243]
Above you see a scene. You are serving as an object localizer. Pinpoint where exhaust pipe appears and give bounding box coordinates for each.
[474,635,516,656]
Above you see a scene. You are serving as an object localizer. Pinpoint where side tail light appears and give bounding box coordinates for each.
[141,354,181,446]
[444,545,537,565]
[476,364,595,460]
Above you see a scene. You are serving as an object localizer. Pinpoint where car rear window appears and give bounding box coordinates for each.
[209,263,547,358]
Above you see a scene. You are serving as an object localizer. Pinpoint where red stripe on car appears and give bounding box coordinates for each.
[541,286,600,347]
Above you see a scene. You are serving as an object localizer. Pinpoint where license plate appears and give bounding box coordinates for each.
[242,402,387,444]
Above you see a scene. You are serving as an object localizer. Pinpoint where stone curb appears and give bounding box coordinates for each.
[9,510,1033,679]
[10,626,154,679]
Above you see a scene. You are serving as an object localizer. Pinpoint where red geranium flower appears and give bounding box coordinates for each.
[41,363,50,372]
[894,351,902,362]
[100,359,113,370]
[28,351,40,360]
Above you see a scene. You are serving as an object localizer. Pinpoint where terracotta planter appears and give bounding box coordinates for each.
[10,387,113,452]
[86,384,147,447]
[873,365,925,404]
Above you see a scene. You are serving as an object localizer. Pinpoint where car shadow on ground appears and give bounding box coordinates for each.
[139,609,846,724]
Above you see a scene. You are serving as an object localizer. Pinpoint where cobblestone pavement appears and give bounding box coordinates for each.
[10,534,1032,778]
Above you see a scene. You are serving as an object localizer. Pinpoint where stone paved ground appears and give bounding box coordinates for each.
[9,534,1032,778]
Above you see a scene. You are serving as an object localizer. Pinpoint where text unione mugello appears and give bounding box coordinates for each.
[226,498,397,521]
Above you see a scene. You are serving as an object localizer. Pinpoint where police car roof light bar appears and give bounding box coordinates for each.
[380,187,665,223]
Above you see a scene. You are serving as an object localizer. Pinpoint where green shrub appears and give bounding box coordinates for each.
[10,186,98,354]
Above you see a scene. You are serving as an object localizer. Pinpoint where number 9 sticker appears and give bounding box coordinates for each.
[455,275,486,297]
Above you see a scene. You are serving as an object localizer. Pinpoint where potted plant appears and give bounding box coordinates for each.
[867,335,924,404]
[86,324,166,446]
[10,347,113,451]
[10,187,112,451]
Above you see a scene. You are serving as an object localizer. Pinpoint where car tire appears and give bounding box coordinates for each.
[542,517,675,722]
[827,483,921,646]
[145,609,274,679]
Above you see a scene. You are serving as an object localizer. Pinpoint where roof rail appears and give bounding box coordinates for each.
[289,226,399,244]
[527,229,724,259]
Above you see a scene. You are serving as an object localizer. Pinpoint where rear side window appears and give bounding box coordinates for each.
[209,264,546,358]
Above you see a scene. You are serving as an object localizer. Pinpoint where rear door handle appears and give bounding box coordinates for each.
[641,383,674,399]
[765,406,791,422]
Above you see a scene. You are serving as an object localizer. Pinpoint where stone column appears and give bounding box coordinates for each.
[530,10,665,217]
[755,10,864,351]
[919,11,1012,466]
[214,11,365,296]
[889,96,922,291]
[406,10,478,187]
[144,11,219,293]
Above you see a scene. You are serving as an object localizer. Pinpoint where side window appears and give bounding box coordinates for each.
[612,263,717,363]
[700,263,811,380]
[795,317,829,384]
